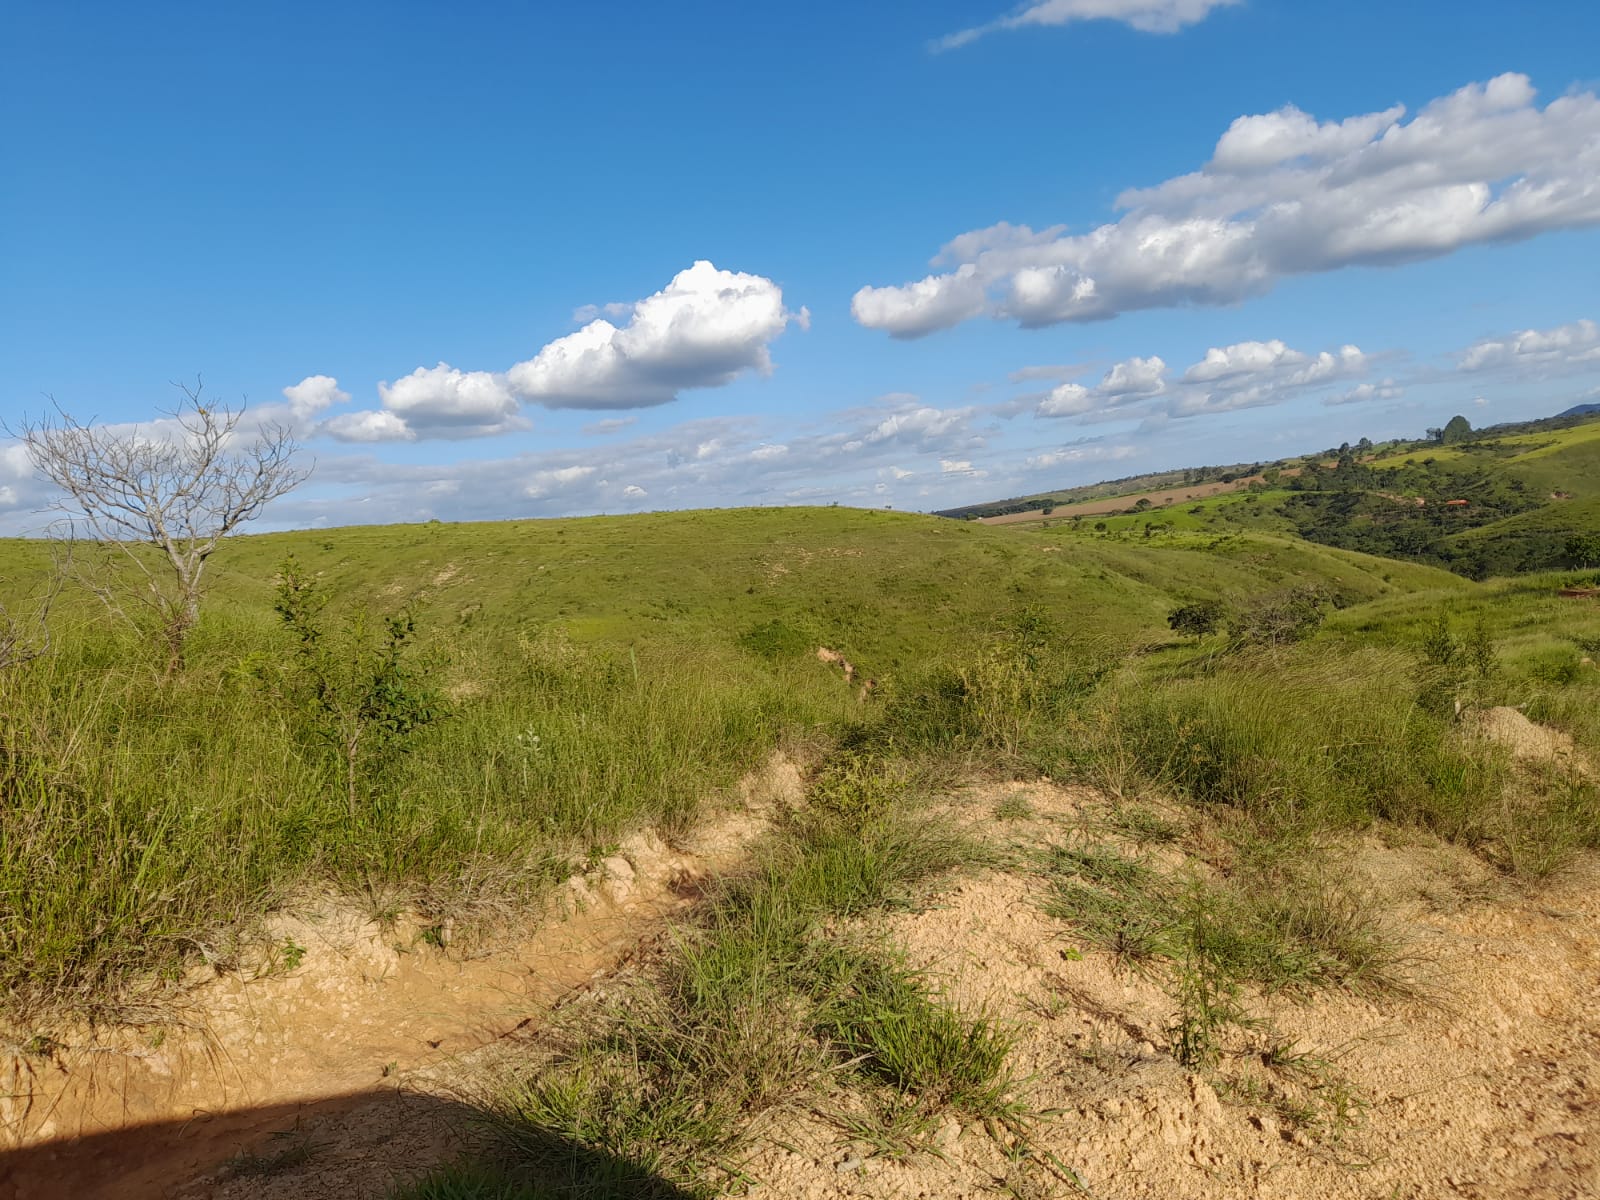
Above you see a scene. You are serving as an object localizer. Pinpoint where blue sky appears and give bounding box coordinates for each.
[3,0,1599,531]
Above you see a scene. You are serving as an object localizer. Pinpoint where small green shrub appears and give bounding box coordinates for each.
[808,749,913,818]
[1524,644,1584,686]
[272,555,444,816]
[1168,601,1224,640]
[1226,587,1326,649]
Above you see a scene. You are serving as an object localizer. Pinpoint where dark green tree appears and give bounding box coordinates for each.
[1168,600,1224,640]
[1566,533,1600,568]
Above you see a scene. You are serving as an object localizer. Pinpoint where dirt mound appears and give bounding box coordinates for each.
[1468,706,1584,770]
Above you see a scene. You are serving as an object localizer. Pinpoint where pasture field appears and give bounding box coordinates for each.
[0,507,1467,1021]
[2,504,1599,1198]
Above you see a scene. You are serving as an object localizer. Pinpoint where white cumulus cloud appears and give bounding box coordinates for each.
[1459,318,1600,374]
[322,409,416,443]
[379,363,526,434]
[320,363,527,442]
[509,261,807,409]
[933,0,1239,51]
[282,375,349,421]
[1034,340,1365,422]
[855,74,1600,337]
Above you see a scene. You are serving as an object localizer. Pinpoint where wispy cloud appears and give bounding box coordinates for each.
[932,0,1238,52]
[1031,338,1367,424]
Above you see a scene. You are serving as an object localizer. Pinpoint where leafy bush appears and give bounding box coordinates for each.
[1168,600,1224,640]
[1226,587,1326,648]
[272,555,444,815]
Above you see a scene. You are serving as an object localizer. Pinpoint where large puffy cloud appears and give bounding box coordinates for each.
[378,363,526,435]
[316,363,527,443]
[854,74,1600,337]
[1034,339,1366,423]
[508,261,808,409]
[934,0,1238,50]
[1459,318,1600,375]
[299,261,803,442]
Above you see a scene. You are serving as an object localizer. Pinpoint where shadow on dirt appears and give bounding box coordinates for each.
[0,1085,696,1200]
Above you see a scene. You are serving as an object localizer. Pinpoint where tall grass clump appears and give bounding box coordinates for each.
[1100,647,1509,842]
[870,609,1121,766]
[0,615,332,1015]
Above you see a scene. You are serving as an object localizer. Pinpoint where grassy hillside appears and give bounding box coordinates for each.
[0,508,1467,1019]
[1077,415,1600,580]
[949,412,1600,581]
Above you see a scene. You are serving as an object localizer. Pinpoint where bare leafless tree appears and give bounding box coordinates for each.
[14,380,310,672]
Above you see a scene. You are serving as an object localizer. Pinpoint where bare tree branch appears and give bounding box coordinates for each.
[12,379,311,672]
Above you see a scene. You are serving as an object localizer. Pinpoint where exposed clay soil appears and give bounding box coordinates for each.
[6,768,1599,1200]
[1469,706,1589,774]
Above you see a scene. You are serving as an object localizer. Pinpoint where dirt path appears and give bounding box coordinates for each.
[0,754,803,1200]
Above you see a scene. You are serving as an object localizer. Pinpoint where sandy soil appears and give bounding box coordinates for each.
[742,782,1600,1200]
[5,766,1598,1199]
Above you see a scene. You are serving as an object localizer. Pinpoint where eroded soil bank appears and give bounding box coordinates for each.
[743,781,1599,1200]
[0,757,803,1200]
[5,769,1599,1199]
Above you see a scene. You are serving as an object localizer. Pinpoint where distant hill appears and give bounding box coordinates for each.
[945,410,1600,580]
[1560,402,1600,417]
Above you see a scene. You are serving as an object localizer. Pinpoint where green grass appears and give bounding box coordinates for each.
[409,761,1001,1198]
[0,606,843,1018]
[1042,839,1399,994]
[0,503,1592,1026]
